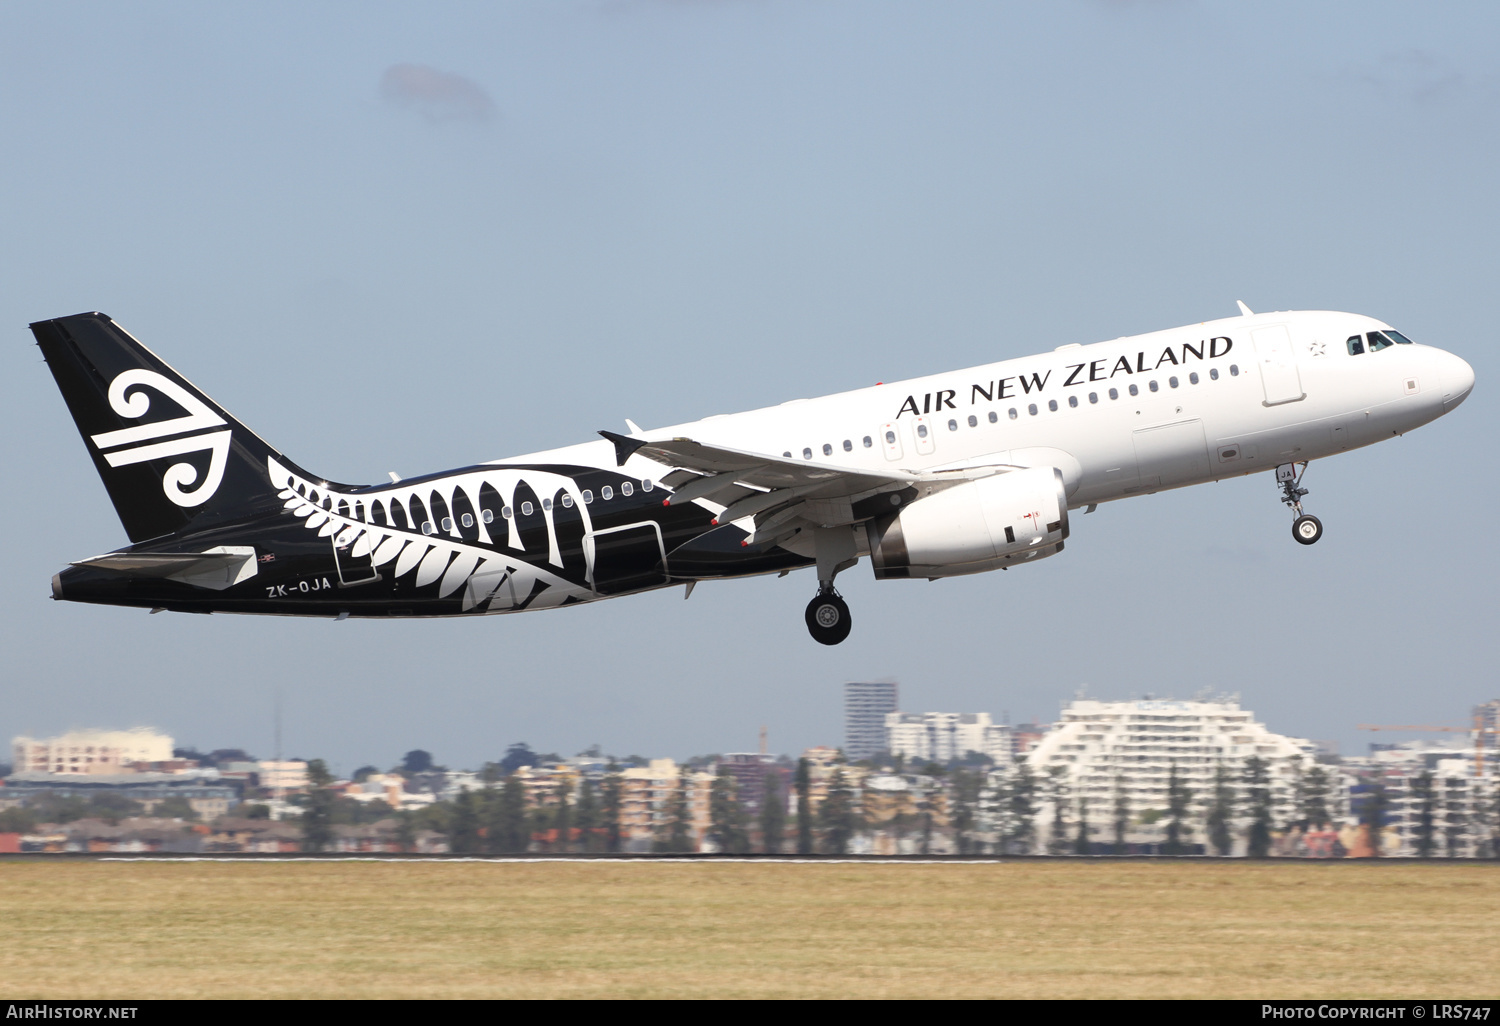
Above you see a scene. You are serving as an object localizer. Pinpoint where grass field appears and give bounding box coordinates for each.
[1,859,1497,999]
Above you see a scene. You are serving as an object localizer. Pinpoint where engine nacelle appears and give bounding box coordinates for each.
[866,466,1069,580]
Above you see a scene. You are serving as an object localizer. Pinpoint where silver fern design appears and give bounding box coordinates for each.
[270,457,593,612]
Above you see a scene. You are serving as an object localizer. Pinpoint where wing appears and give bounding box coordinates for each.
[600,431,1006,546]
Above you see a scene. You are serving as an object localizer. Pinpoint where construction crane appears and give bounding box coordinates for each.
[1356,718,1499,777]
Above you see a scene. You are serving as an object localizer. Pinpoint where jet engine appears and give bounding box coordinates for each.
[866,466,1069,580]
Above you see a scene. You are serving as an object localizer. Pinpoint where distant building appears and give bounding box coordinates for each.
[716,754,784,817]
[886,712,1012,764]
[11,729,173,777]
[1476,699,1500,757]
[257,761,308,794]
[844,682,898,761]
[343,773,406,809]
[1023,698,1319,852]
[618,759,712,851]
[513,764,581,807]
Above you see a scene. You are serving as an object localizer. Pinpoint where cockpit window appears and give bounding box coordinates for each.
[1366,331,1396,352]
[1347,335,1365,356]
[1385,329,1414,345]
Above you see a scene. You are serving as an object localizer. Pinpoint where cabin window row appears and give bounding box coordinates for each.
[779,363,1242,454]
[342,476,655,537]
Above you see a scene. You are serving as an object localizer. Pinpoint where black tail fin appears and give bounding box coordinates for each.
[32,312,331,543]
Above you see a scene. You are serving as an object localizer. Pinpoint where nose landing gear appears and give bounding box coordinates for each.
[1277,462,1323,545]
[806,588,852,646]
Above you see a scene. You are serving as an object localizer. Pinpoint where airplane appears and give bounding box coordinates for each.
[34,304,1473,645]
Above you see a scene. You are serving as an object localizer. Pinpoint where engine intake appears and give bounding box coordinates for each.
[866,466,1069,580]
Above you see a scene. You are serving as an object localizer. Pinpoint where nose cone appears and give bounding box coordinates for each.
[1442,351,1475,411]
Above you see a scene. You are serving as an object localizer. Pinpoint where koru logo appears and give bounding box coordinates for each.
[88,370,231,508]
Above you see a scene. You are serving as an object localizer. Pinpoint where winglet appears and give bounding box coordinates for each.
[598,430,647,467]
[1236,300,1253,317]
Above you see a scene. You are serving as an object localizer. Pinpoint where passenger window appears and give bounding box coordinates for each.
[1230,365,1239,376]
[482,509,493,524]
[884,431,896,444]
[1210,368,1219,380]
[1347,335,1365,356]
[967,415,977,427]
[441,517,454,532]
[544,497,556,510]
[783,452,792,458]
[917,424,928,438]
[581,491,593,504]
[561,494,574,508]
[521,501,534,516]
[1048,399,1058,412]
[843,439,853,452]
[1109,388,1118,400]
[1068,395,1078,408]
[988,411,998,423]
[863,436,873,448]
[642,479,654,491]
[1149,380,1159,392]
[803,448,813,459]
[601,486,614,500]
[1089,392,1098,404]
[1129,384,1139,396]
[822,444,832,456]
[1386,330,1414,345]
[1367,331,1395,352]
[947,419,958,431]
[1189,372,1199,385]
[621,482,633,497]
[461,513,474,528]
[502,505,514,518]
[1028,404,1038,416]
[1169,377,1179,388]
[422,522,435,535]
[1008,408,1018,419]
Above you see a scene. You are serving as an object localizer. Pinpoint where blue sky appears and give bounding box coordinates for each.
[2,1,1496,773]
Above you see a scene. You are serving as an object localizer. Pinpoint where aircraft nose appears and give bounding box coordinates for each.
[1441,351,1475,411]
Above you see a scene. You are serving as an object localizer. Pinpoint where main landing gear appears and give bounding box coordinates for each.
[805,525,858,645]
[806,588,852,646]
[1277,462,1323,546]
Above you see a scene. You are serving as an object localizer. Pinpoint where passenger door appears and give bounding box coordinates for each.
[1252,325,1306,406]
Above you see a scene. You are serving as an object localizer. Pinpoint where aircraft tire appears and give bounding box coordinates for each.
[1292,514,1323,546]
[806,592,852,646]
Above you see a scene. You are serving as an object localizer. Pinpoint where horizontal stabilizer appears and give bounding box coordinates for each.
[71,545,258,591]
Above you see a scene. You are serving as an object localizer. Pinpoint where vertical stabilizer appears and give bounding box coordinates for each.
[32,312,328,543]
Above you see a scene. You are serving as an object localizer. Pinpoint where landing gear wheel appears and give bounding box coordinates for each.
[1292,514,1323,546]
[805,590,852,646]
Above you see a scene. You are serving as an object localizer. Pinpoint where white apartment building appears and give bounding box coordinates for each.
[257,760,309,793]
[1348,742,1496,857]
[11,729,173,776]
[1022,699,1320,850]
[886,712,1013,764]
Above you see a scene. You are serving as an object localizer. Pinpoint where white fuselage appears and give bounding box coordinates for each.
[510,310,1474,514]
